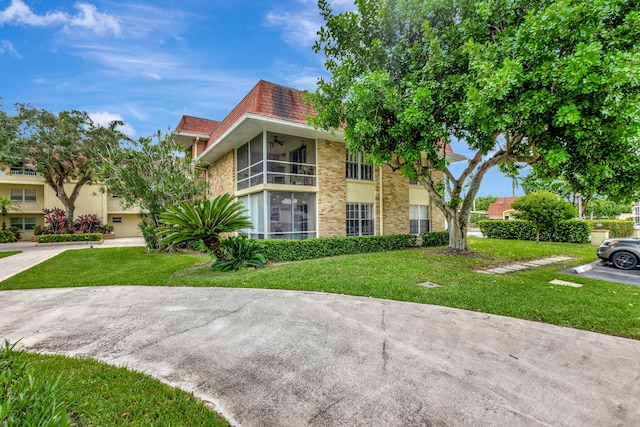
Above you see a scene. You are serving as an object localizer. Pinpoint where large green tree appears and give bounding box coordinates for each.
[0,104,125,230]
[306,0,640,251]
[94,131,209,246]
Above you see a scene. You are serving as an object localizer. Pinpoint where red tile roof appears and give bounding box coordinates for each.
[176,115,219,135]
[203,80,316,150]
[487,196,519,219]
[180,79,460,159]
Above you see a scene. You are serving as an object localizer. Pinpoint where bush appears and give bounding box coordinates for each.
[9,227,20,241]
[478,220,589,243]
[0,341,69,426]
[37,233,102,243]
[42,208,67,234]
[256,233,445,262]
[0,230,16,243]
[421,231,449,247]
[73,214,103,234]
[211,236,266,272]
[585,220,634,238]
[138,217,160,249]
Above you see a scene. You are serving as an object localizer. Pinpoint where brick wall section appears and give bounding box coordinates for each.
[430,170,446,232]
[317,139,346,237]
[382,166,410,235]
[208,150,235,197]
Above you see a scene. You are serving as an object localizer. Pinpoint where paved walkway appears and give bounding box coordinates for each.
[0,286,638,426]
[477,256,574,274]
[0,237,145,282]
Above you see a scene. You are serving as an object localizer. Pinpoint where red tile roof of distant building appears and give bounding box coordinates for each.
[487,196,519,219]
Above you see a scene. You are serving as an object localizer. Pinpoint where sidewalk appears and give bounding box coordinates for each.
[0,237,145,282]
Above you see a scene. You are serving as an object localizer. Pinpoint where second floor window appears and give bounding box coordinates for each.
[10,189,37,203]
[346,151,373,181]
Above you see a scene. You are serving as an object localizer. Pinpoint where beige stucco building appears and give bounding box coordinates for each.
[175,80,463,239]
[0,169,141,240]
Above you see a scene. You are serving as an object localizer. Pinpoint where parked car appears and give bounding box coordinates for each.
[634,223,640,230]
[597,238,640,270]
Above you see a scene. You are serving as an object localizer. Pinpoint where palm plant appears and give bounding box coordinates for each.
[0,196,21,230]
[211,236,267,272]
[156,193,253,260]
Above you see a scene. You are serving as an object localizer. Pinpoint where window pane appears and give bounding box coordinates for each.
[10,218,20,228]
[24,190,37,203]
[10,189,22,202]
[237,143,249,170]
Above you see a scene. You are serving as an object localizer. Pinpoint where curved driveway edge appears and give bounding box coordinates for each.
[0,286,638,426]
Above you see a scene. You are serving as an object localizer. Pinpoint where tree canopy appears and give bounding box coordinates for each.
[94,131,209,246]
[306,0,640,251]
[0,104,125,230]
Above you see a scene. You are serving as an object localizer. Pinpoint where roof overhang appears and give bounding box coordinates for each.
[173,132,210,150]
[198,113,345,164]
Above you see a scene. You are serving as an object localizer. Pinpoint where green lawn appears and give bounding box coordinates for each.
[2,238,639,338]
[2,345,228,427]
[0,251,20,259]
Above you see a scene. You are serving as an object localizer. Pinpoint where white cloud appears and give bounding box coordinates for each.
[69,3,120,36]
[89,111,136,137]
[0,39,19,56]
[0,0,120,36]
[264,10,320,48]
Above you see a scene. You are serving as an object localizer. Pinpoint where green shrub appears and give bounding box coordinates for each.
[257,234,425,262]
[9,227,21,241]
[212,236,266,272]
[0,230,17,243]
[0,341,69,426]
[478,220,589,243]
[585,220,634,238]
[421,231,449,247]
[37,233,102,243]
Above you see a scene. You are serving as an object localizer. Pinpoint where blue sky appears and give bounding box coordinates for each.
[0,0,522,198]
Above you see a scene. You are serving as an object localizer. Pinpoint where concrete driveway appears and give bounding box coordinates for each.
[1,286,639,426]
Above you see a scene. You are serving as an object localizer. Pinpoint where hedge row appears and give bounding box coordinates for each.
[584,220,634,238]
[478,220,590,244]
[256,231,449,262]
[37,233,103,243]
[0,230,16,244]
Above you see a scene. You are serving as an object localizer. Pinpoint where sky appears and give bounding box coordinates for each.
[0,0,523,198]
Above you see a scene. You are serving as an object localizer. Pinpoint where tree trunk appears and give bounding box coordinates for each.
[444,209,469,252]
[205,236,227,260]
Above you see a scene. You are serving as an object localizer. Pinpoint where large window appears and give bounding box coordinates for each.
[346,152,373,181]
[237,132,316,190]
[236,134,264,190]
[346,203,374,236]
[410,205,430,234]
[239,191,316,239]
[10,217,36,230]
[10,189,37,203]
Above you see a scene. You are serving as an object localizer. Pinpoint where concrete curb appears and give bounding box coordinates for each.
[572,263,594,274]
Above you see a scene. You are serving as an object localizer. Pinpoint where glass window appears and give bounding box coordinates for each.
[268,192,316,239]
[346,203,374,236]
[10,217,36,230]
[410,205,430,234]
[10,189,37,203]
[346,152,373,181]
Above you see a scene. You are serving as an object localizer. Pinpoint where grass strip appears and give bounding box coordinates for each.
[0,251,20,259]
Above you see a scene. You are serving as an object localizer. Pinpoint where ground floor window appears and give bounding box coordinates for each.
[239,191,316,239]
[346,203,374,236]
[410,205,430,234]
[10,217,36,230]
